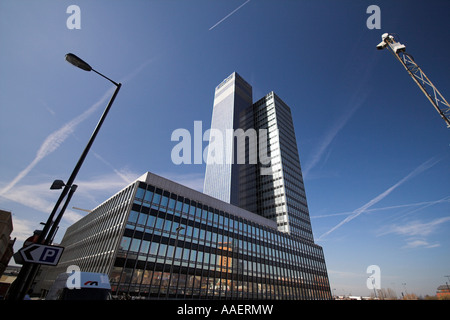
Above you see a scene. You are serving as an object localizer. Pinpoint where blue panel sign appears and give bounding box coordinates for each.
[19,244,64,266]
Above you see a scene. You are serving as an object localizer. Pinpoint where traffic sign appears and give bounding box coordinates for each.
[19,244,64,266]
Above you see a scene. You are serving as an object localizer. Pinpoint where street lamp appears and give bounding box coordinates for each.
[40,54,121,246]
[65,53,92,71]
[50,179,65,190]
[7,53,122,301]
[65,53,120,86]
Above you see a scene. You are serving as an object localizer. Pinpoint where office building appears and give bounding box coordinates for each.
[36,73,331,300]
[203,72,253,205]
[39,172,331,299]
[204,73,314,240]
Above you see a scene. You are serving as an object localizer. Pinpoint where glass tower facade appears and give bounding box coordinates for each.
[39,172,331,300]
[203,72,253,205]
[242,92,314,240]
[204,73,314,241]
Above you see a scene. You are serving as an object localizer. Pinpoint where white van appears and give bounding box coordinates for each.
[46,272,111,300]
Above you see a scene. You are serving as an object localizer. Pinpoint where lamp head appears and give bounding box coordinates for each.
[50,180,66,190]
[65,53,92,71]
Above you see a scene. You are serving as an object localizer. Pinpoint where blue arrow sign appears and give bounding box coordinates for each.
[19,244,64,266]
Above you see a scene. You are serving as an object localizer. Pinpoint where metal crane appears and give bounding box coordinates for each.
[377,33,450,128]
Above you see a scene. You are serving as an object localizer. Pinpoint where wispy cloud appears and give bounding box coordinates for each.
[379,216,450,249]
[1,172,138,215]
[386,195,450,223]
[3,170,198,247]
[0,86,115,197]
[303,44,380,179]
[2,170,140,240]
[3,170,140,254]
[380,216,450,238]
[0,60,152,197]
[311,197,450,219]
[302,66,373,179]
[303,91,368,178]
[93,152,136,184]
[1,181,85,244]
[403,239,440,249]
[120,58,155,83]
[9,217,35,243]
[1,182,58,215]
[209,0,251,31]
[317,157,441,240]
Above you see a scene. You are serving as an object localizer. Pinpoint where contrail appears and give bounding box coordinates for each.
[302,92,366,178]
[209,0,251,31]
[302,78,369,177]
[93,152,133,184]
[0,87,114,197]
[303,45,378,179]
[317,157,441,240]
[0,59,153,197]
[311,197,450,219]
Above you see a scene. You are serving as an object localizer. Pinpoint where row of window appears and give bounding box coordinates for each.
[110,183,331,299]
[56,185,135,272]
[117,229,328,285]
[40,184,137,292]
[121,214,324,273]
[111,265,328,300]
[133,183,323,254]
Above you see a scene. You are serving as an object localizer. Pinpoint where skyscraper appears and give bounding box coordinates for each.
[203,72,253,206]
[204,73,314,241]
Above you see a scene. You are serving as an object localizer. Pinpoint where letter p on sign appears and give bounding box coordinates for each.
[41,247,58,263]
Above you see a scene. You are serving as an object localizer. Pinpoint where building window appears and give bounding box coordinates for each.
[101,182,331,299]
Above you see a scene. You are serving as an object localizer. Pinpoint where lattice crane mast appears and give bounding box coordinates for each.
[377,33,450,128]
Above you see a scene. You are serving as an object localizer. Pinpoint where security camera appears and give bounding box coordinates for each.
[376,41,387,50]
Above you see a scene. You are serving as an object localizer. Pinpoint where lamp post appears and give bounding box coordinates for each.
[41,54,121,247]
[7,54,121,300]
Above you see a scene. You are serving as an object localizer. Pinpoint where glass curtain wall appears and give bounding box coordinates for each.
[110,182,331,300]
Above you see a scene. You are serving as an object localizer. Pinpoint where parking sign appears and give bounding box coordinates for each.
[19,244,64,266]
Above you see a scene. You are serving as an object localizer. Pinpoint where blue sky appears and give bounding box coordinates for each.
[1,0,449,297]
